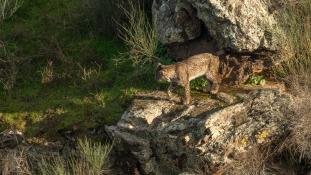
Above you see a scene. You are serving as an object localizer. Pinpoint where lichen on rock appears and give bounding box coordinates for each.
[106,90,293,174]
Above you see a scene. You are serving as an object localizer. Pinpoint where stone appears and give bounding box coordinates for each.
[152,0,202,44]
[216,92,236,104]
[152,0,282,52]
[106,90,293,174]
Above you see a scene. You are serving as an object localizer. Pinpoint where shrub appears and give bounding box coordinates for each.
[39,138,113,175]
[75,138,112,175]
[117,0,158,67]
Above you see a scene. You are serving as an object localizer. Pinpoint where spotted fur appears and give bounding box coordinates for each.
[156,53,221,105]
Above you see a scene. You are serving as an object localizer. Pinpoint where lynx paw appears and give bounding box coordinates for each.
[182,98,191,105]
[210,89,218,94]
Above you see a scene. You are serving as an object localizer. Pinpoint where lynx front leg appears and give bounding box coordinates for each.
[167,83,174,100]
[206,73,221,94]
[182,82,191,105]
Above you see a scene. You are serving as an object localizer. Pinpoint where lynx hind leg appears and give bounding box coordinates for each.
[210,80,220,94]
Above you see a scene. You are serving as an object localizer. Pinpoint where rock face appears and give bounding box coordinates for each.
[152,0,281,52]
[106,90,293,174]
[152,0,202,44]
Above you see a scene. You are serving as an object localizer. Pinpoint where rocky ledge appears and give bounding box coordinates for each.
[106,90,293,175]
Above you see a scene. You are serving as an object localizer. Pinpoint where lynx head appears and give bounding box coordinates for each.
[156,63,174,82]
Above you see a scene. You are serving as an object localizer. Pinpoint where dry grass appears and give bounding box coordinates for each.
[78,63,102,82]
[273,0,311,78]
[117,0,158,66]
[271,0,311,166]
[39,157,68,175]
[220,145,301,175]
[1,148,32,175]
[221,146,273,175]
[284,76,311,161]
[41,60,54,84]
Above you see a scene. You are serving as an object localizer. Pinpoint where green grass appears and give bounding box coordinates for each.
[0,0,163,137]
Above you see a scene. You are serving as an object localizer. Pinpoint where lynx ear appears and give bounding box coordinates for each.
[157,63,163,69]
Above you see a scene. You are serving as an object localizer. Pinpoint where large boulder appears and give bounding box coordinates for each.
[152,0,281,52]
[152,0,202,44]
[106,90,293,174]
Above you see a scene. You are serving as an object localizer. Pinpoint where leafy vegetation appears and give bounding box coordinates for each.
[190,77,210,91]
[246,75,266,86]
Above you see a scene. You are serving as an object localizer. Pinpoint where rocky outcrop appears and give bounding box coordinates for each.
[106,90,293,174]
[152,0,282,52]
[152,0,202,44]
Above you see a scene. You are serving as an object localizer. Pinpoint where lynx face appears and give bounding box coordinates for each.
[156,65,174,82]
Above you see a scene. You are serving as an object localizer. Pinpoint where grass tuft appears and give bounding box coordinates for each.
[0,0,23,22]
[39,156,68,175]
[285,77,311,161]
[39,138,112,175]
[76,138,112,175]
[223,146,270,175]
[273,0,311,162]
[273,0,311,78]
[117,0,158,67]
[1,148,32,175]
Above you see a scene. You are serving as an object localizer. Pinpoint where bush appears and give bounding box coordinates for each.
[117,0,158,67]
[75,138,112,175]
[39,138,113,175]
